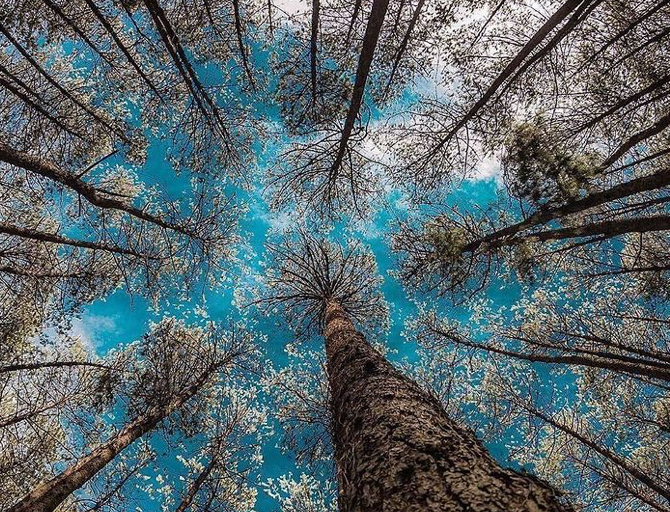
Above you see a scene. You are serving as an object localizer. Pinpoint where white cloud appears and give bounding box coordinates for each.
[69,314,120,351]
[274,0,306,16]
[470,154,502,183]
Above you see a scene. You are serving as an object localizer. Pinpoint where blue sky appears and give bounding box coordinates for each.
[55,16,526,510]
[73,142,507,510]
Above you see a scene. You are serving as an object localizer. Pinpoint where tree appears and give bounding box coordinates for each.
[393,118,670,297]
[258,231,571,511]
[4,317,259,512]
[267,0,449,218]
[405,272,670,511]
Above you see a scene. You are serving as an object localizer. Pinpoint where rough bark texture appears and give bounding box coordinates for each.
[323,302,571,512]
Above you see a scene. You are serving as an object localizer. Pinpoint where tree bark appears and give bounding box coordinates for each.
[142,0,231,144]
[578,0,670,71]
[323,301,570,511]
[0,143,195,237]
[573,73,670,134]
[513,214,670,245]
[310,0,320,100]
[345,0,363,46]
[7,365,217,512]
[330,0,390,176]
[462,168,670,253]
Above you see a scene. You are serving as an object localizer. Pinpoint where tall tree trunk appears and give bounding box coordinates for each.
[602,110,670,169]
[424,0,586,158]
[496,0,602,100]
[7,366,218,512]
[0,21,126,141]
[573,73,670,134]
[505,214,670,247]
[0,361,111,374]
[323,301,570,511]
[41,0,115,66]
[232,0,256,90]
[330,0,390,176]
[310,0,320,100]
[0,143,195,236]
[462,169,670,254]
[577,0,670,72]
[0,72,87,140]
[82,0,164,101]
[382,0,426,99]
[173,448,219,512]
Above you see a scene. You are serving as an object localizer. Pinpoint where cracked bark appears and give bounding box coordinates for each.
[323,302,571,511]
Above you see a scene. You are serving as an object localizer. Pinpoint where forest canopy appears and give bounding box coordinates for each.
[1,0,669,511]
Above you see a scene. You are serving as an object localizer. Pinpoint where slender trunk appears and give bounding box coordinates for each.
[524,403,670,503]
[470,0,507,47]
[330,0,390,176]
[173,452,219,512]
[0,265,99,279]
[0,222,157,259]
[382,0,426,99]
[462,168,670,253]
[432,328,670,382]
[602,110,670,169]
[83,0,165,101]
[323,302,570,511]
[7,367,216,512]
[41,0,115,66]
[345,0,363,46]
[0,143,195,237]
[232,0,256,90]
[614,25,670,66]
[512,214,670,245]
[611,147,670,173]
[85,462,142,512]
[425,0,586,158]
[0,21,126,141]
[310,0,319,100]
[583,460,670,512]
[0,361,111,374]
[0,398,73,429]
[497,0,602,99]
[578,0,670,71]
[0,73,87,140]
[573,74,670,134]
[143,0,231,144]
